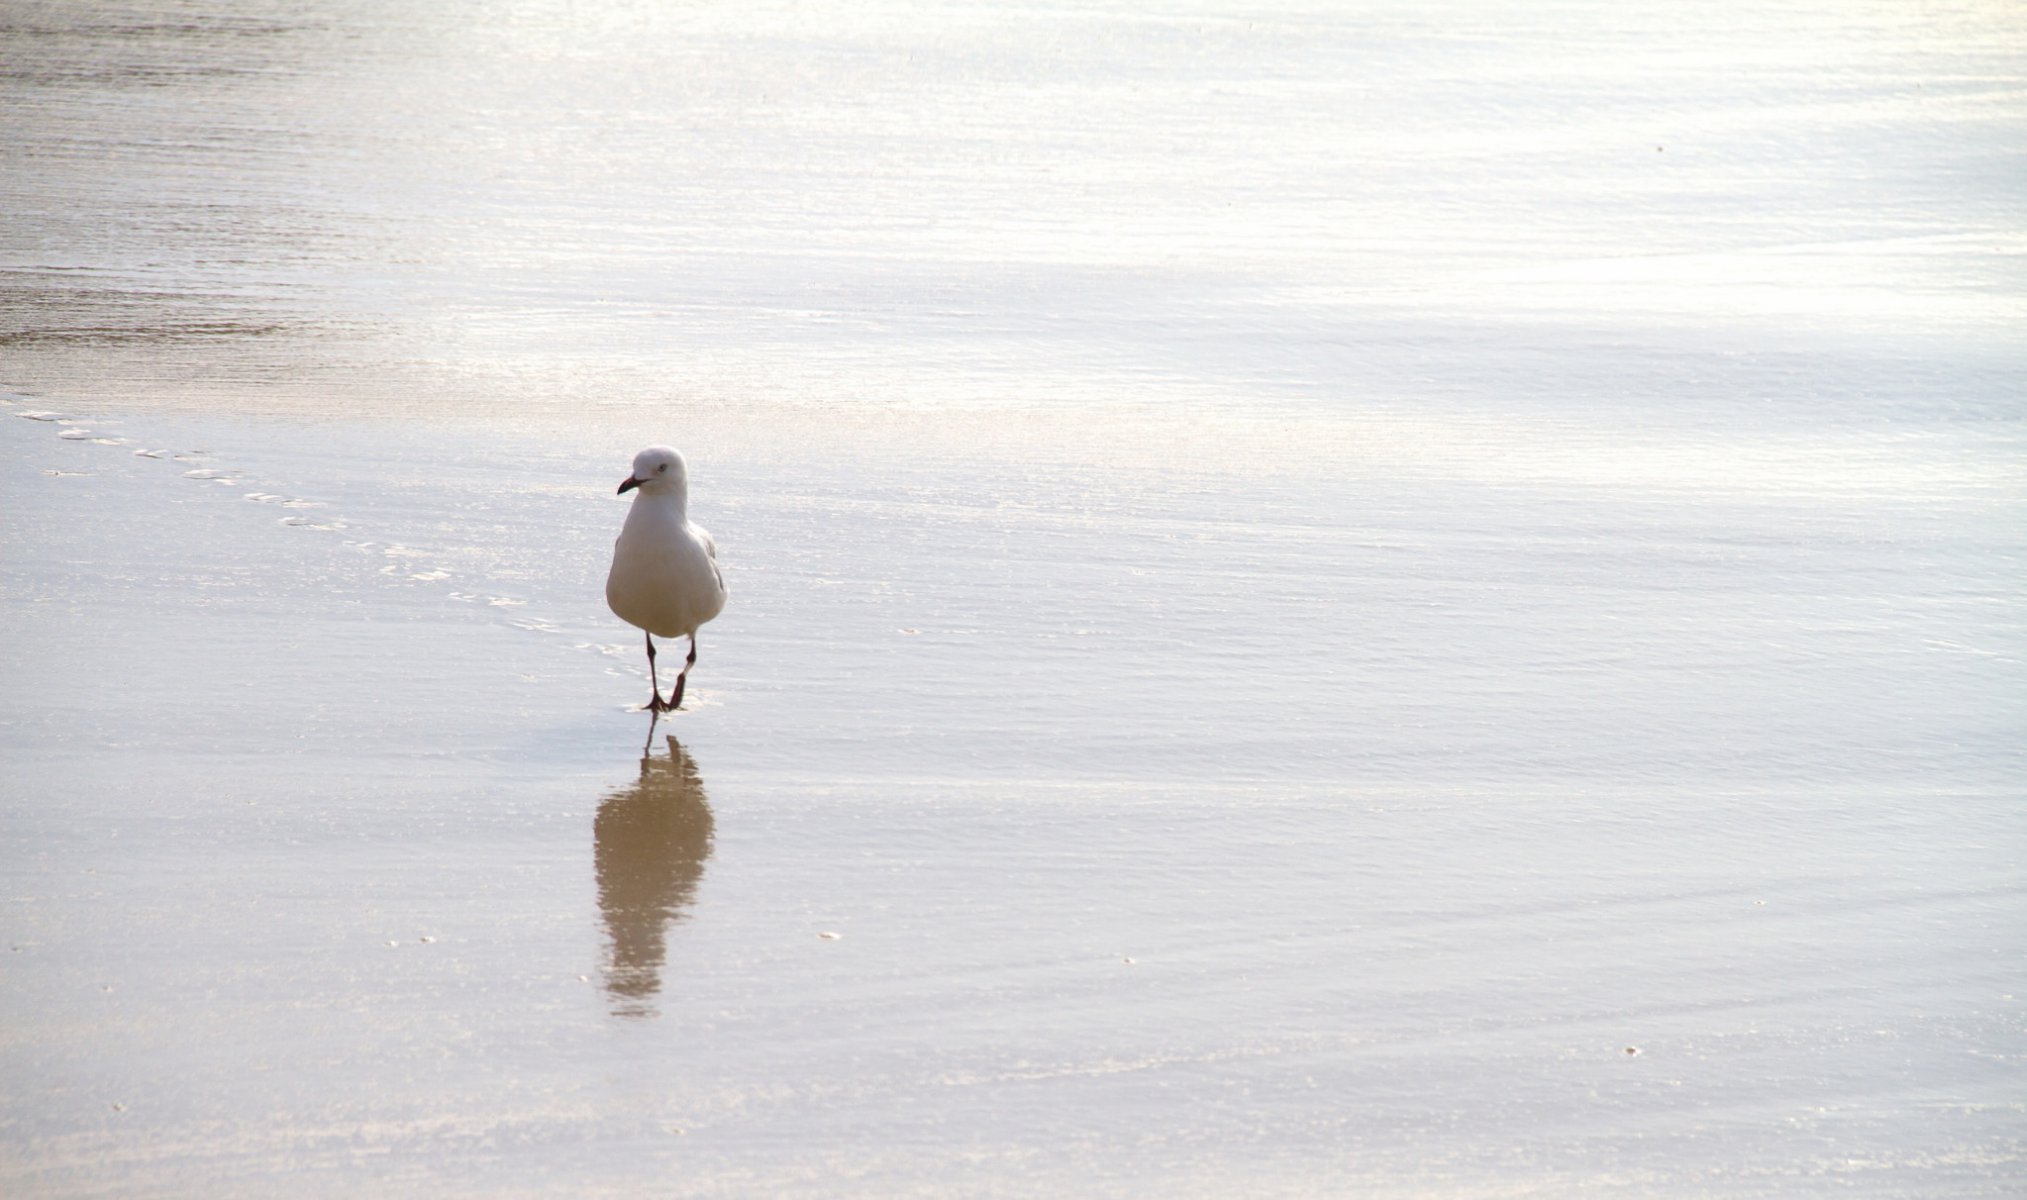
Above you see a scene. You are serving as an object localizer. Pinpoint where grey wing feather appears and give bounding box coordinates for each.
[697,526,723,591]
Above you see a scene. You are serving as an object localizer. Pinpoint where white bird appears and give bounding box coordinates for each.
[607,446,726,714]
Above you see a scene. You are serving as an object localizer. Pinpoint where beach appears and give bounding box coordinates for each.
[3,2,2024,1195]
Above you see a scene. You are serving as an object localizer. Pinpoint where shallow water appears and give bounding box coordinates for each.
[3,1,2024,1195]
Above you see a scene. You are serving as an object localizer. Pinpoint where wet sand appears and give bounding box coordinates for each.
[4,1,2025,1195]
[4,393,2020,1197]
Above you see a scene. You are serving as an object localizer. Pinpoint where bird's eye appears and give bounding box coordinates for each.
[657,464,667,473]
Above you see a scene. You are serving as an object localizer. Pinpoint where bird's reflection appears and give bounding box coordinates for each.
[595,733,714,1018]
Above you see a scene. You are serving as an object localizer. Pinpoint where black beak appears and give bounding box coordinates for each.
[617,476,639,494]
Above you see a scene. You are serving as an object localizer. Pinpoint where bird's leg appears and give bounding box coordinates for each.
[670,635,698,711]
[644,632,670,713]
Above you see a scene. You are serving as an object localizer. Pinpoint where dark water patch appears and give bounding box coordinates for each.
[0,319,296,346]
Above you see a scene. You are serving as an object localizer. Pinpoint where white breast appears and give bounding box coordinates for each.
[606,495,726,639]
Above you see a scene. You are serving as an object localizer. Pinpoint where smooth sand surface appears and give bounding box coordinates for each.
[3,1,2023,1195]
[4,397,2019,1197]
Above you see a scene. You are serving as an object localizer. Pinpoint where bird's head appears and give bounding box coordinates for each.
[618,445,688,497]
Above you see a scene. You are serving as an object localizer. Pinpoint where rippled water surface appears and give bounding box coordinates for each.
[3,1,2024,1195]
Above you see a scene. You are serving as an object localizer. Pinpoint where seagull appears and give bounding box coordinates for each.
[607,446,726,714]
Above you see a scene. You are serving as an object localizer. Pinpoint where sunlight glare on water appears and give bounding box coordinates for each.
[0,1,2023,1196]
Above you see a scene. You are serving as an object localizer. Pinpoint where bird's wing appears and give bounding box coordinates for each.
[697,526,725,593]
